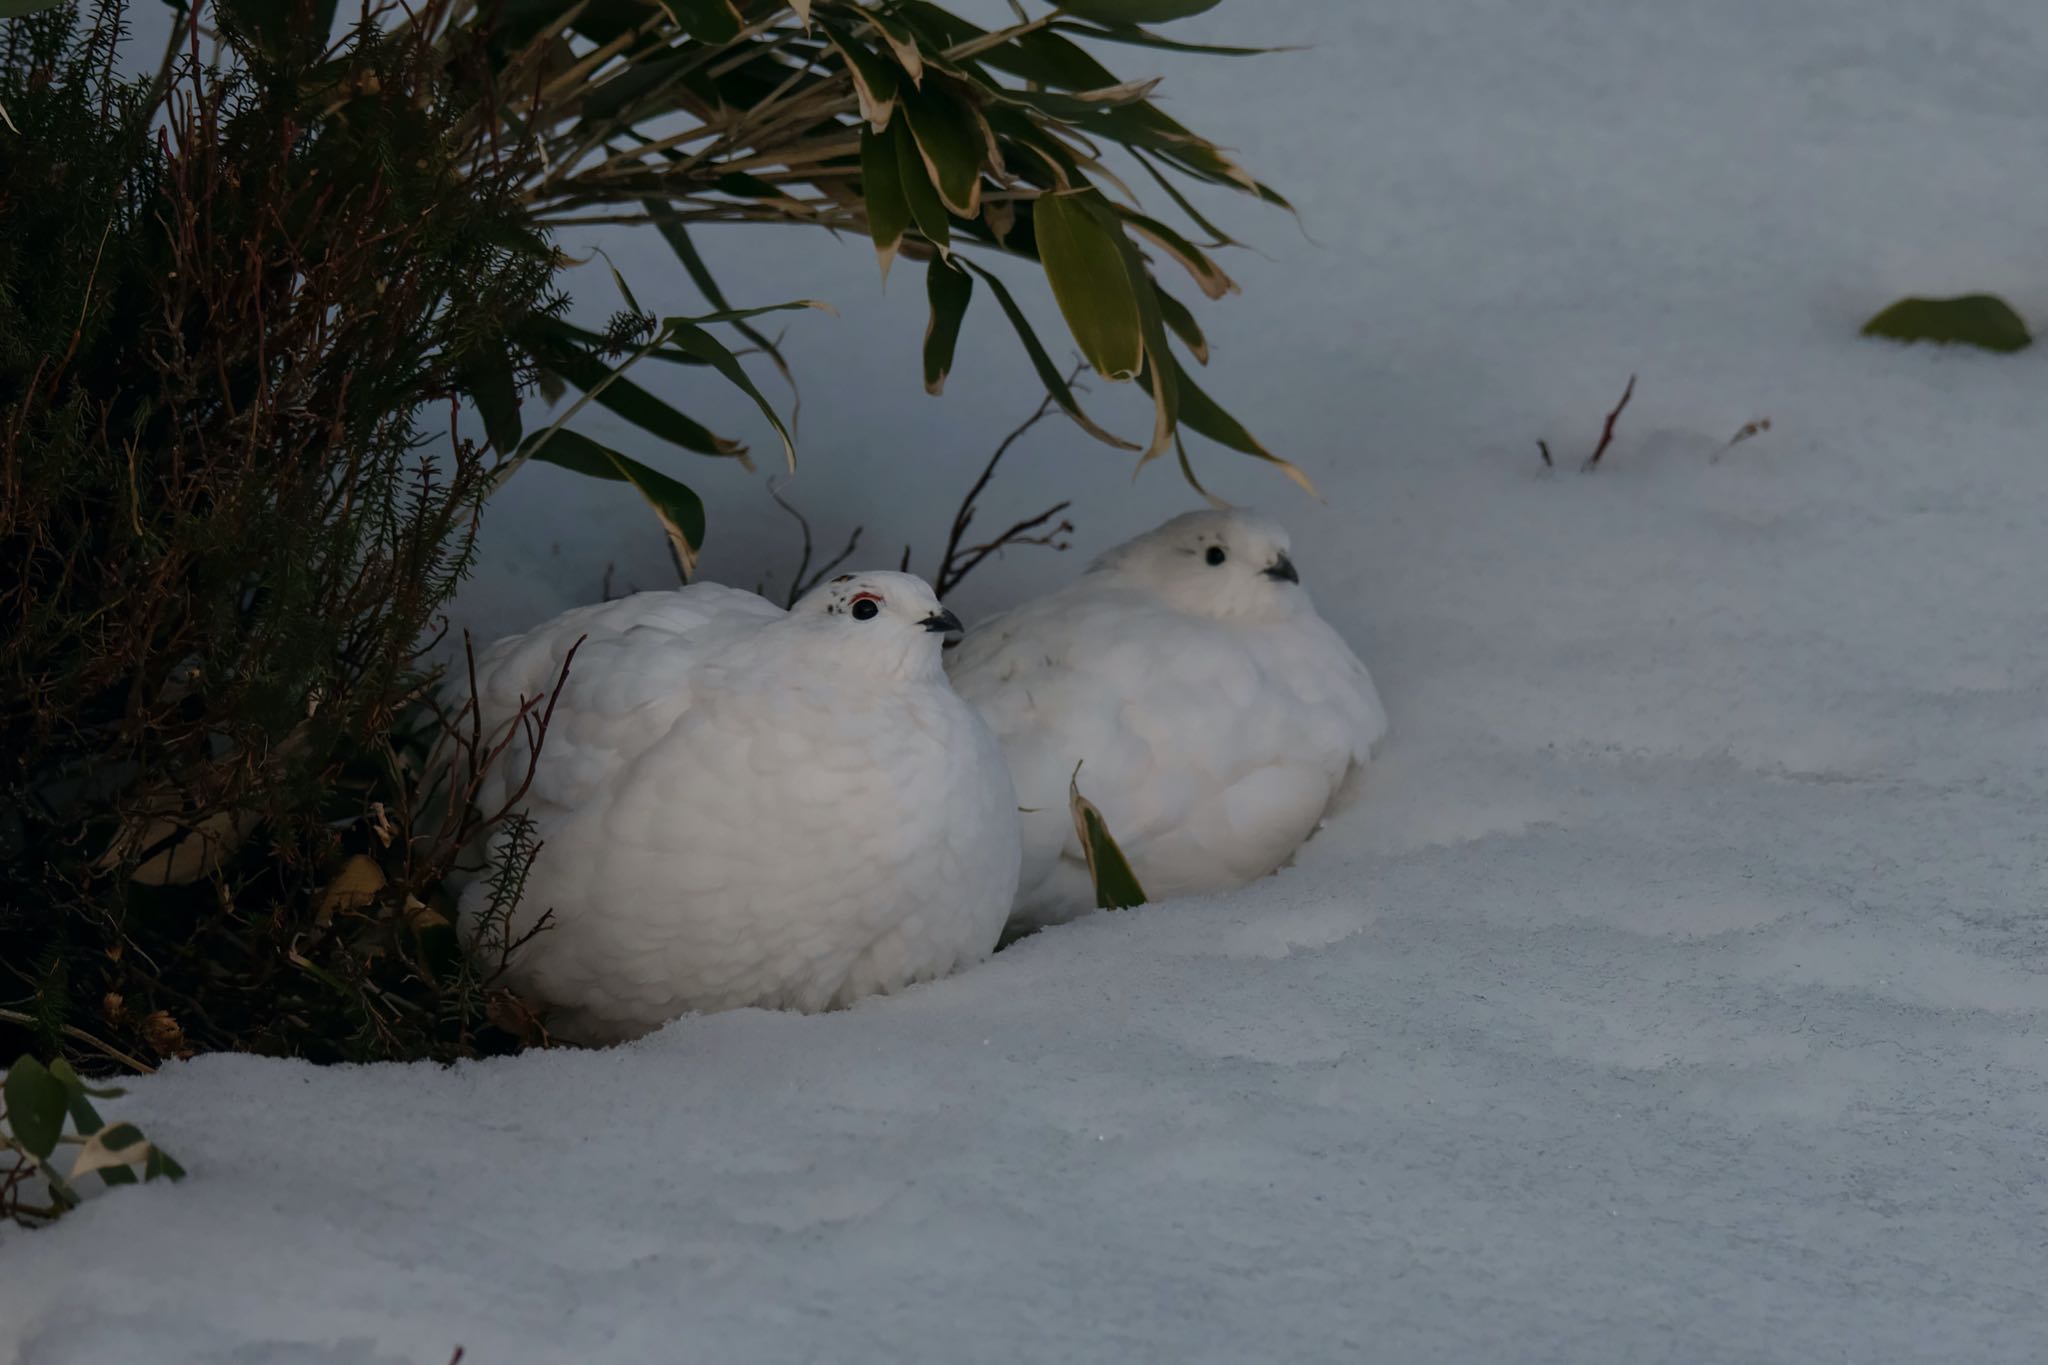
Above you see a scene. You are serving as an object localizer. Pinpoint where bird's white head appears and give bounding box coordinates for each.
[786,570,961,680]
[1087,509,1307,622]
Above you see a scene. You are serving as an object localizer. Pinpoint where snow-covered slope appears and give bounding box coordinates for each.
[7,1,2047,1360]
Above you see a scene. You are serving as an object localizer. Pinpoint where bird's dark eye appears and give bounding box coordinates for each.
[1205,546,1227,566]
[850,596,881,621]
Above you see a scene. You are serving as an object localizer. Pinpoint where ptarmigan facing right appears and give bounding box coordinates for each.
[947,509,1386,931]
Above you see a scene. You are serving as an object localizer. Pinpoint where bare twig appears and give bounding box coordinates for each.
[1580,373,1637,472]
[1711,416,1772,463]
[768,477,863,607]
[932,363,1085,599]
[1536,439,1553,469]
[0,1008,155,1076]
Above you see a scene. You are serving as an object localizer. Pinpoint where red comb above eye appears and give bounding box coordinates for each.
[849,591,883,606]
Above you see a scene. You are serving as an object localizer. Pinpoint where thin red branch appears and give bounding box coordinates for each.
[1581,373,1637,472]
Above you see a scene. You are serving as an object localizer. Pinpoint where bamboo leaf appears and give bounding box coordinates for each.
[68,1121,153,1182]
[1059,0,1223,22]
[1171,355,1317,496]
[1033,189,1144,381]
[1076,192,1178,459]
[1154,286,1208,364]
[545,346,746,459]
[821,19,901,131]
[4,1055,66,1160]
[923,256,973,395]
[526,429,708,573]
[852,3,924,85]
[463,358,524,456]
[1070,768,1147,910]
[959,259,1138,450]
[659,316,805,471]
[891,115,951,253]
[640,206,789,374]
[670,0,741,43]
[860,124,912,281]
[900,84,986,218]
[0,0,67,15]
[1049,18,1281,57]
[1118,208,1238,299]
[1861,294,2032,353]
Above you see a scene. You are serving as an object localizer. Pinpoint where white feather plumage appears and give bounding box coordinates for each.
[947,510,1385,929]
[454,572,1020,1042]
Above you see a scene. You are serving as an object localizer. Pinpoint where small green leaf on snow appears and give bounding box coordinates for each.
[1070,767,1148,910]
[1861,294,2031,353]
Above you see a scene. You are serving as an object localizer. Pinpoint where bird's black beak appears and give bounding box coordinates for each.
[1263,553,1300,584]
[920,608,964,634]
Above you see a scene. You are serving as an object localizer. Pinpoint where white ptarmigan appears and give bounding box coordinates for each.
[452,571,1021,1042]
[946,509,1385,931]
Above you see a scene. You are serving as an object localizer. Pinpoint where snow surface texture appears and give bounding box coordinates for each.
[7,0,2048,1360]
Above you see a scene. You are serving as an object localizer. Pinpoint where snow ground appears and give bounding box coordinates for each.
[7,0,2048,1360]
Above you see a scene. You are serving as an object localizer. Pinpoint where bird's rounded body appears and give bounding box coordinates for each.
[948,511,1384,930]
[456,575,1020,1042]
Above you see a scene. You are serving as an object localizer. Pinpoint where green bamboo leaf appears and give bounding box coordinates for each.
[639,206,789,376]
[860,124,912,281]
[1033,189,1144,380]
[1059,0,1223,22]
[659,317,804,471]
[1076,191,1178,458]
[671,0,741,43]
[1154,286,1208,364]
[583,51,691,122]
[1171,355,1316,496]
[46,1058,112,1140]
[1048,18,1279,58]
[1070,768,1147,910]
[1000,25,1122,87]
[851,4,924,84]
[891,116,951,253]
[820,19,901,130]
[923,256,973,395]
[462,357,524,456]
[1118,208,1238,300]
[45,1058,120,1101]
[1129,145,1241,248]
[4,1056,67,1161]
[899,84,986,218]
[0,0,67,15]
[144,1145,187,1181]
[526,429,708,572]
[959,259,1137,450]
[1861,294,2032,353]
[545,346,746,459]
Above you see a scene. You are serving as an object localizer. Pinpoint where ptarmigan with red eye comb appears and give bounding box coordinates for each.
[453,571,1020,1043]
[947,510,1385,932]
